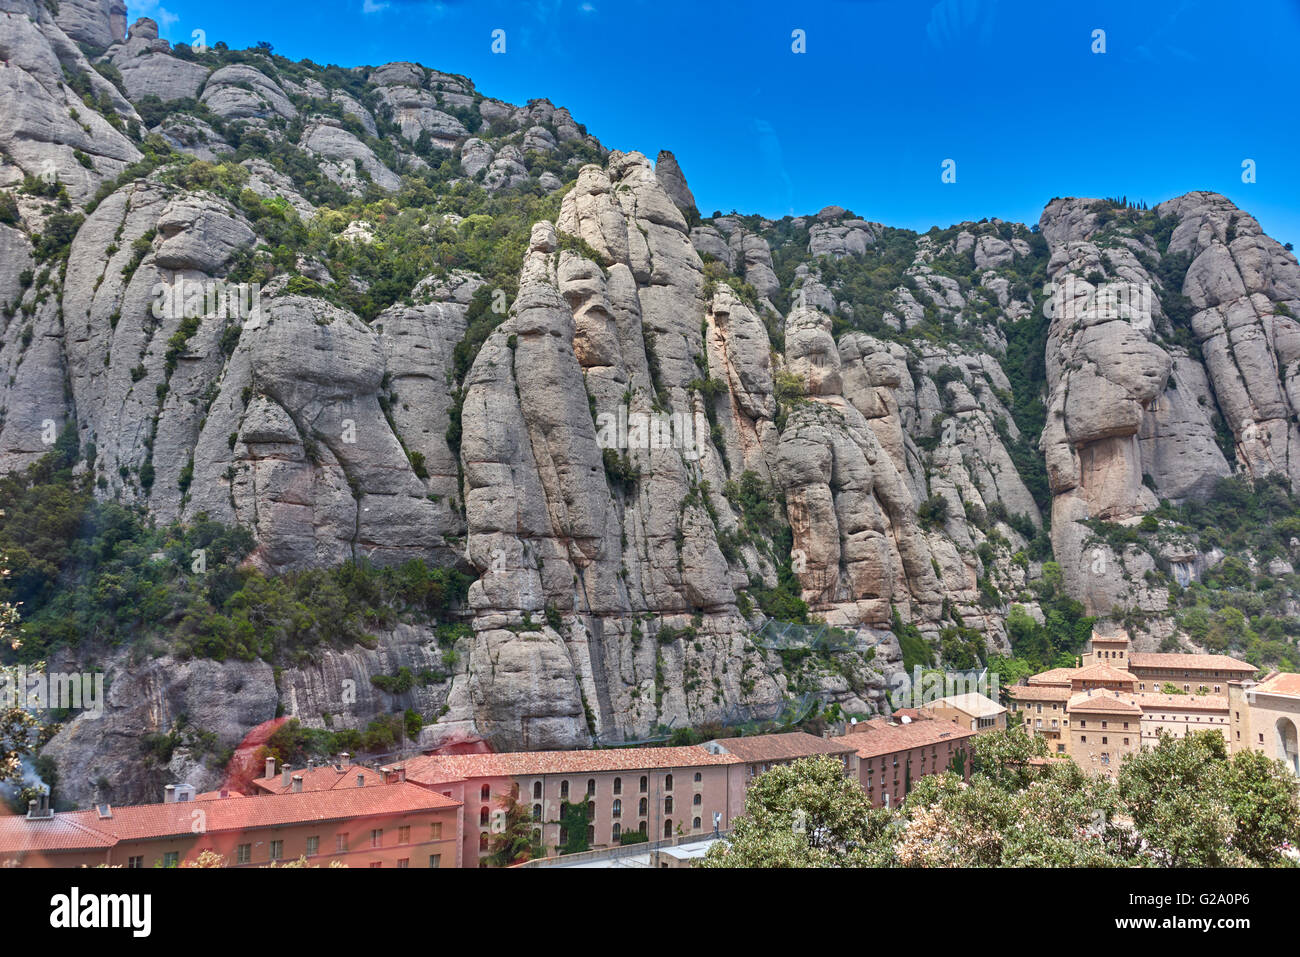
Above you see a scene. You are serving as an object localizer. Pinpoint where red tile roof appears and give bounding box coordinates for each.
[0,783,459,855]
[402,746,743,785]
[1027,668,1076,686]
[75,782,459,842]
[1129,652,1257,674]
[1067,691,1143,715]
[1007,684,1072,701]
[704,732,855,762]
[1070,663,1137,686]
[0,812,116,854]
[1134,692,1228,712]
[1254,672,1300,697]
[251,764,387,794]
[830,718,977,759]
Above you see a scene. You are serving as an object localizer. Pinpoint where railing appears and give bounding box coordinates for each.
[511,829,730,868]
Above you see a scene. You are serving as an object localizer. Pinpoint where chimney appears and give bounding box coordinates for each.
[164,784,176,803]
[394,765,406,783]
[26,792,52,820]
[356,773,365,788]
[307,758,315,772]
[282,766,291,788]
[265,756,276,779]
[291,774,303,793]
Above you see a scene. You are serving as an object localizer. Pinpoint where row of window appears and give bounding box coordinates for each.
[497,772,705,805]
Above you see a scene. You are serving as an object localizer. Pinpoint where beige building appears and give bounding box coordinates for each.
[1009,630,1254,770]
[928,692,1006,732]
[1230,672,1300,774]
[1067,690,1142,778]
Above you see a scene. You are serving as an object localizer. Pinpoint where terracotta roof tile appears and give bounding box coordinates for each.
[1007,684,1072,701]
[1027,668,1076,686]
[1254,672,1300,697]
[401,746,743,785]
[0,812,115,854]
[251,764,387,794]
[1129,652,1257,674]
[1067,691,1143,715]
[1071,663,1137,685]
[704,732,855,762]
[830,718,977,759]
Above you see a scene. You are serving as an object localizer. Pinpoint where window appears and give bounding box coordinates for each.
[305,836,318,858]
[237,844,251,865]
[533,781,542,799]
[479,832,489,851]
[398,826,410,845]
[371,829,383,849]
[369,862,382,868]
[337,833,349,852]
[639,797,647,816]
[128,856,143,868]
[664,796,674,814]
[693,793,702,806]
[612,823,621,842]
[612,799,622,817]
[1102,737,1108,745]
[665,774,673,791]
[397,858,409,869]
[428,854,442,868]
[693,817,702,830]
[162,851,179,868]
[429,822,443,840]
[694,772,702,783]
[587,779,596,797]
[533,803,542,821]
[664,820,673,838]
[613,777,622,795]
[269,841,283,861]
[480,784,490,801]
[480,807,490,827]
[560,780,570,799]
[1080,735,1087,743]
[1123,738,1130,745]
[639,776,648,793]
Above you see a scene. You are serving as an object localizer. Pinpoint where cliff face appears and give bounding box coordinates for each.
[4,5,1300,805]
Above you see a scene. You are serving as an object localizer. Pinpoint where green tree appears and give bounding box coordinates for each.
[488,795,538,867]
[700,756,897,867]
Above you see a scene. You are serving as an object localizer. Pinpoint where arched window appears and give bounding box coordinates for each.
[480,784,490,801]
[586,825,595,845]
[533,781,542,800]
[612,799,622,817]
[665,774,673,791]
[560,780,569,799]
[478,832,488,850]
[639,776,647,793]
[663,819,673,838]
[694,772,702,783]
[479,807,489,826]
[664,796,673,814]
[693,793,702,806]
[639,797,647,816]
[532,804,542,822]
[586,778,596,797]
[693,817,701,830]
[587,800,595,819]
[612,823,621,842]
[613,777,622,795]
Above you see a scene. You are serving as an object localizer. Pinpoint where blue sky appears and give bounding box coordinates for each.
[129,0,1300,245]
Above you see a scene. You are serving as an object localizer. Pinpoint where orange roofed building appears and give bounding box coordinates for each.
[831,711,978,808]
[0,780,461,869]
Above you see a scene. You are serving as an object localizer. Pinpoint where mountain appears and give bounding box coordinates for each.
[2,3,1299,806]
